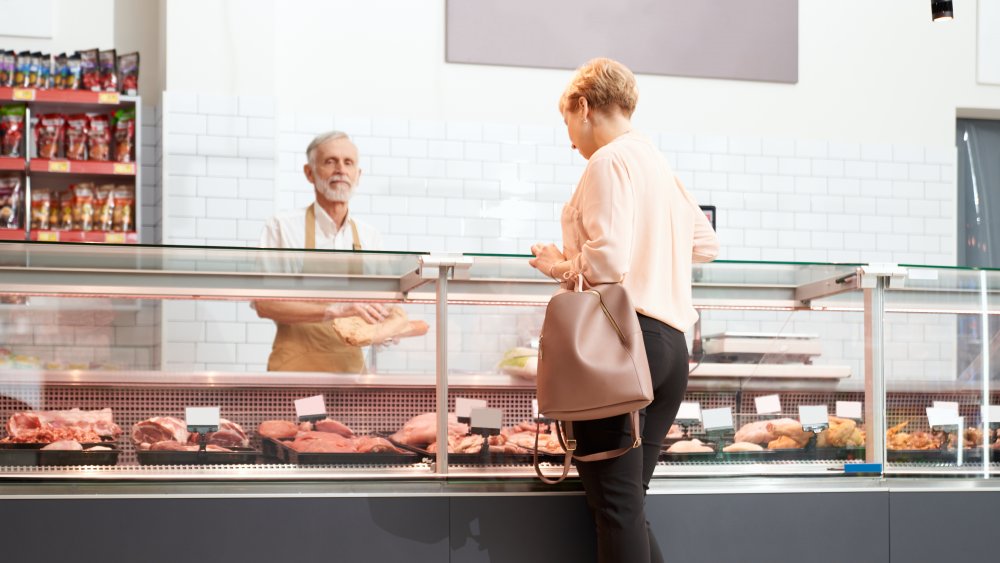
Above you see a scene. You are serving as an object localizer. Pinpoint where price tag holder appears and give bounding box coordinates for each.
[675,402,702,424]
[295,394,328,423]
[47,160,70,173]
[836,401,863,421]
[455,397,488,424]
[97,92,120,104]
[933,401,960,416]
[985,405,1000,426]
[12,88,35,101]
[470,407,503,436]
[36,231,58,242]
[926,407,961,429]
[755,394,782,416]
[798,405,829,433]
[701,407,734,433]
[104,233,126,244]
[185,406,220,434]
[113,162,135,174]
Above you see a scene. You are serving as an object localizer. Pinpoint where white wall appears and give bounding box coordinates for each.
[158,0,1000,148]
[0,0,114,54]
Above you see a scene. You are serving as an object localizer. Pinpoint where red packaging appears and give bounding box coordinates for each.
[65,114,89,160]
[87,114,110,161]
[31,189,51,230]
[34,113,66,159]
[117,52,139,95]
[79,49,100,92]
[112,109,135,163]
[71,183,95,231]
[1,105,26,158]
[112,185,134,232]
[94,184,115,231]
[99,49,117,92]
[0,175,22,229]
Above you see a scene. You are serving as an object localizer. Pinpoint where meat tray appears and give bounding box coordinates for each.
[659,447,866,462]
[136,447,259,465]
[0,443,120,466]
[887,449,985,463]
[386,438,565,465]
[263,437,419,465]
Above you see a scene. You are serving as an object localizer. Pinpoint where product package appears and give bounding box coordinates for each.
[31,189,51,230]
[111,108,135,163]
[26,52,42,89]
[0,175,22,229]
[87,114,110,161]
[38,52,51,89]
[52,53,67,89]
[94,184,115,231]
[112,185,134,232]
[34,113,66,159]
[0,51,15,87]
[117,52,139,95]
[65,53,82,90]
[79,49,100,91]
[71,183,95,231]
[14,51,31,88]
[1,105,26,158]
[65,114,89,160]
[98,49,117,92]
[58,190,73,230]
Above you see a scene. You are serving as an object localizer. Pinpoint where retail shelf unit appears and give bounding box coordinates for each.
[0,87,140,243]
[0,242,997,483]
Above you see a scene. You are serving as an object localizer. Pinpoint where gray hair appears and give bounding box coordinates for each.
[305,130,352,165]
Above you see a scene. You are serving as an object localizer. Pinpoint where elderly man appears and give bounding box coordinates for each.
[255,130,388,372]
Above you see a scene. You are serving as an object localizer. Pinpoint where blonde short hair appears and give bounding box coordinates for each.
[559,58,638,118]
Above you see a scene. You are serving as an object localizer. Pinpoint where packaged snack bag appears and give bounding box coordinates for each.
[65,53,82,90]
[59,190,74,230]
[38,52,52,89]
[117,52,139,95]
[1,105,26,158]
[99,49,117,92]
[34,113,66,159]
[31,189,51,230]
[0,175,22,229]
[112,108,136,163]
[52,53,67,89]
[14,51,31,88]
[0,51,16,87]
[87,114,111,161]
[112,185,134,232]
[65,114,89,160]
[79,49,100,91]
[94,184,115,231]
[72,183,95,231]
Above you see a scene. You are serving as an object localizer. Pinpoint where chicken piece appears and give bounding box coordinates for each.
[666,439,714,453]
[258,420,299,440]
[666,424,684,440]
[291,430,355,453]
[353,435,405,454]
[332,306,429,347]
[768,435,805,450]
[41,440,83,451]
[84,445,112,451]
[733,419,788,445]
[314,418,354,438]
[390,413,469,447]
[723,441,764,452]
[817,416,864,448]
[767,419,812,447]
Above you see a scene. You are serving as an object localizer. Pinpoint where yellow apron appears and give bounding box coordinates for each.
[266,204,365,373]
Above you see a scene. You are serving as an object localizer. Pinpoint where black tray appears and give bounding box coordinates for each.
[136,446,259,465]
[387,438,564,465]
[264,437,419,465]
[888,449,985,463]
[659,446,865,462]
[0,442,120,466]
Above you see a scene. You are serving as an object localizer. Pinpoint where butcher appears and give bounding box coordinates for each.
[254,131,388,373]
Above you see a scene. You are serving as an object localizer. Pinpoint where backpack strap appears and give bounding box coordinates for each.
[533,411,642,484]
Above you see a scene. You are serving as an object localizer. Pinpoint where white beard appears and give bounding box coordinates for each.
[316,174,355,202]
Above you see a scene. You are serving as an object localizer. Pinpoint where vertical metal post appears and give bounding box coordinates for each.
[864,276,886,470]
[435,266,450,475]
[980,270,990,479]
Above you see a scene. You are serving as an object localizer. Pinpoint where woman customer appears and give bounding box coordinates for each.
[529,58,720,563]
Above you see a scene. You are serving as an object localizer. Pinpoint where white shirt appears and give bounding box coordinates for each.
[561,131,719,332]
[259,204,383,251]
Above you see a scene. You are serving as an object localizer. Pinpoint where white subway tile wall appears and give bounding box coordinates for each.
[155,94,961,377]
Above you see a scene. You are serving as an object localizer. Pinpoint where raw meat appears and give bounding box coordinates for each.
[723,442,764,452]
[353,435,405,454]
[733,420,776,445]
[186,418,248,448]
[1,427,101,444]
[258,420,298,440]
[390,413,469,447]
[332,306,429,347]
[291,431,355,453]
[85,446,112,451]
[41,440,83,450]
[768,435,805,449]
[132,416,188,446]
[6,408,121,439]
[150,440,189,451]
[817,416,865,448]
[767,418,812,446]
[314,418,354,437]
[666,439,714,453]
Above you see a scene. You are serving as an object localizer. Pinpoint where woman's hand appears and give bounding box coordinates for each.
[529,243,566,277]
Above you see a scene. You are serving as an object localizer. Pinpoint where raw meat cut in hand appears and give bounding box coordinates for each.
[332,306,429,347]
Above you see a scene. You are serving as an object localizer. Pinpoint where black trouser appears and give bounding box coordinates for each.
[572,313,690,563]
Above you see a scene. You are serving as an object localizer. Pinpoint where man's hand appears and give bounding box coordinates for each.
[324,303,391,324]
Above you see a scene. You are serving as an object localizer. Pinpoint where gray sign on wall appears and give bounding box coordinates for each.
[446,0,798,84]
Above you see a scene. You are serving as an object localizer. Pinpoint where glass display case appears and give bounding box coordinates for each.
[0,241,997,482]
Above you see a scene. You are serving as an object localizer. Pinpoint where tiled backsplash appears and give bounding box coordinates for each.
[35,91,961,380]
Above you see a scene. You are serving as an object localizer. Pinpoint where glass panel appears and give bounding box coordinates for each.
[883,266,988,476]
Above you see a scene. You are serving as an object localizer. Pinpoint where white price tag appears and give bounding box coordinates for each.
[675,402,702,422]
[470,407,503,430]
[532,399,539,419]
[798,405,829,428]
[933,401,960,416]
[701,407,734,432]
[295,395,327,419]
[755,394,782,415]
[185,407,220,431]
[987,405,1000,425]
[836,401,863,420]
[926,407,961,428]
[456,398,488,418]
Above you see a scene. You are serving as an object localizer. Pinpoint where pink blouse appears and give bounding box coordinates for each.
[561,131,719,332]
